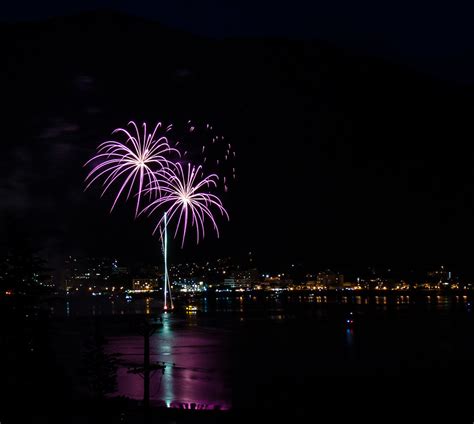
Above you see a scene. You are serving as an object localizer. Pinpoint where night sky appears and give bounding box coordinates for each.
[4,0,474,84]
[2,1,474,274]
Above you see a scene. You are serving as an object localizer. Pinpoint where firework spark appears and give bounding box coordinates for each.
[167,120,236,193]
[141,162,229,247]
[84,121,179,216]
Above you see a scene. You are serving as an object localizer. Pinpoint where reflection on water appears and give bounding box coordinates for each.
[48,291,474,410]
[345,328,354,348]
[53,292,474,320]
[107,313,231,410]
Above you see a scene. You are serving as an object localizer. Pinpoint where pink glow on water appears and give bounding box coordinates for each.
[108,315,231,410]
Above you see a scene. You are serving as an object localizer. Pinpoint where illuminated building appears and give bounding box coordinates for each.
[132,278,159,292]
[316,270,344,289]
[223,278,237,289]
[63,255,130,292]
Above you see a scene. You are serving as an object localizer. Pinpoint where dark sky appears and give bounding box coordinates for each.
[1,2,474,276]
[3,0,474,82]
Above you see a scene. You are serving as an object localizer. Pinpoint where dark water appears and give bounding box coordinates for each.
[51,292,474,418]
[108,314,232,410]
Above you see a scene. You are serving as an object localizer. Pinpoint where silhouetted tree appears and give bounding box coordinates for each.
[0,243,51,294]
[82,319,119,399]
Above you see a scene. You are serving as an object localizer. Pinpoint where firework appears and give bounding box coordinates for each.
[84,121,179,216]
[141,162,229,247]
[85,120,231,311]
[167,120,237,192]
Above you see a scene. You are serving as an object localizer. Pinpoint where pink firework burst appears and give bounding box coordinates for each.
[141,162,229,247]
[84,121,179,216]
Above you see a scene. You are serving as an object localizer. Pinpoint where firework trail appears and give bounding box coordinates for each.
[141,162,229,247]
[84,121,179,216]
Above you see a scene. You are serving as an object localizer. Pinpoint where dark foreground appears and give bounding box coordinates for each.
[2,292,474,423]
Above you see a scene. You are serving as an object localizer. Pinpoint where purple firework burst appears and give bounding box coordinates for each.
[84,121,179,216]
[141,162,229,247]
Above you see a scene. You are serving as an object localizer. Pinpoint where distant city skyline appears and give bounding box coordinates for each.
[57,253,468,290]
